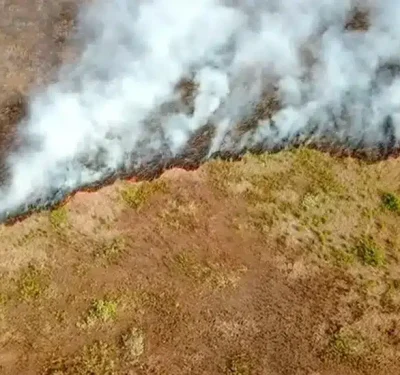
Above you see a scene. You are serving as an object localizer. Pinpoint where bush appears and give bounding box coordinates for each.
[381,192,400,213]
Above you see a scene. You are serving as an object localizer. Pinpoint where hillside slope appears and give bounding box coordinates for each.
[0,149,400,374]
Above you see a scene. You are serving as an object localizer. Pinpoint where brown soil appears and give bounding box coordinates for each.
[0,150,400,375]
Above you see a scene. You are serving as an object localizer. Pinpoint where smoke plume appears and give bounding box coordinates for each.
[1,0,400,220]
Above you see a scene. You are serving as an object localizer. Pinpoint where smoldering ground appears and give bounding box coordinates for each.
[1,0,400,221]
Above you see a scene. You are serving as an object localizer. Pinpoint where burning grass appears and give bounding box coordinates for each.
[3,136,400,227]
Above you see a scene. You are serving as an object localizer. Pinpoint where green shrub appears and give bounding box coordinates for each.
[381,192,400,213]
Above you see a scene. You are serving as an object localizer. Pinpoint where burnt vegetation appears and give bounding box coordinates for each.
[2,4,400,225]
[345,9,370,31]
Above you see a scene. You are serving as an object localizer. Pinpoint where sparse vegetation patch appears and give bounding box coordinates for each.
[120,327,145,364]
[328,330,368,362]
[331,247,356,266]
[49,206,68,229]
[78,298,118,328]
[159,198,198,230]
[45,341,116,375]
[44,328,146,374]
[121,180,168,210]
[355,237,385,267]
[224,353,254,375]
[166,250,242,289]
[16,264,49,301]
[381,192,400,213]
[93,237,125,263]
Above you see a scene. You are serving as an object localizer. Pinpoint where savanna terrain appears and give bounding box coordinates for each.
[0,149,400,374]
[0,2,399,374]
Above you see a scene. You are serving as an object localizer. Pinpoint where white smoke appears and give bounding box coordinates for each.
[1,0,400,219]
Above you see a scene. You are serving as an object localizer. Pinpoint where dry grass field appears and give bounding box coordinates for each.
[0,149,400,374]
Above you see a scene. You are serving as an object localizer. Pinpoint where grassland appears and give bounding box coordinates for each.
[0,1,391,373]
[0,148,399,374]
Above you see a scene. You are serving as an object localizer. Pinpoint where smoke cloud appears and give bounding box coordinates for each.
[1,0,400,220]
